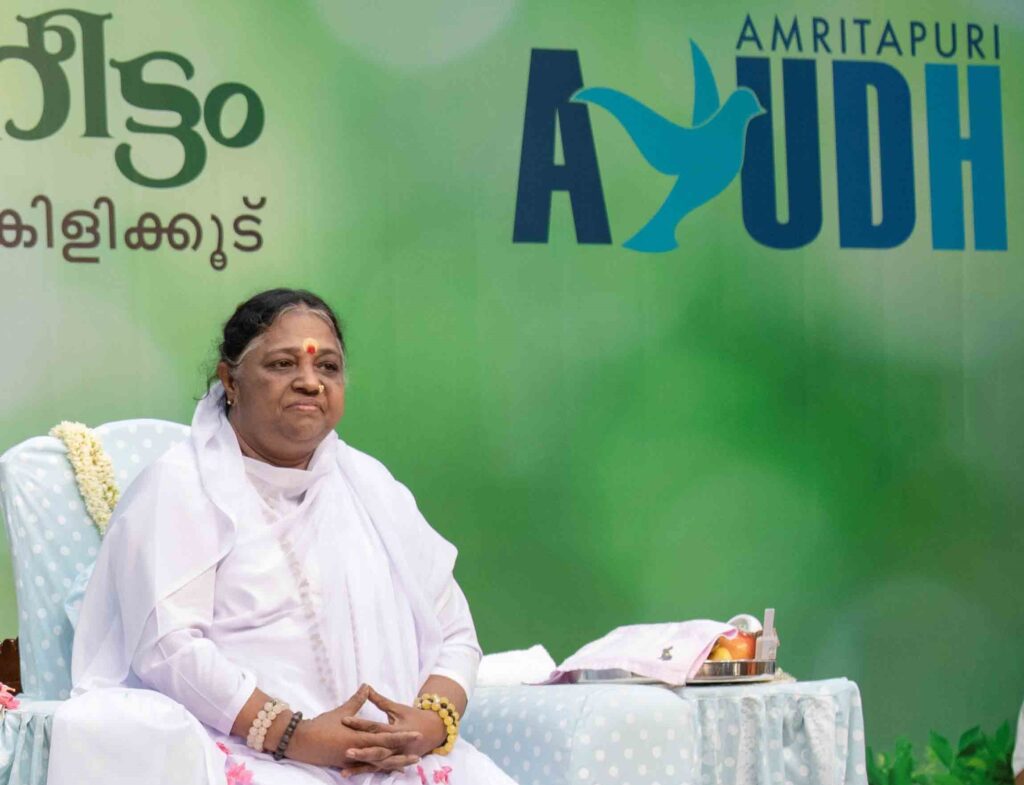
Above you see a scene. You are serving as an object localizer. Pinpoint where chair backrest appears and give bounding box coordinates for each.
[0,419,189,699]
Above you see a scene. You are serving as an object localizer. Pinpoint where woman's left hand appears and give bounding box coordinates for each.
[340,687,447,777]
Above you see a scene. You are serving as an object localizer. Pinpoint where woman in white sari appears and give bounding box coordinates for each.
[48,289,517,785]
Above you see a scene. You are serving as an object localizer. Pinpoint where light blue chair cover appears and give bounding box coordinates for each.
[0,420,188,785]
[0,420,189,699]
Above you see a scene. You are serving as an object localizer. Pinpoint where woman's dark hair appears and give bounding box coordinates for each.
[208,289,346,397]
[219,288,345,366]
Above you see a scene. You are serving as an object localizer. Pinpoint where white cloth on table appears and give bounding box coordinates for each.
[48,384,512,784]
[476,645,557,686]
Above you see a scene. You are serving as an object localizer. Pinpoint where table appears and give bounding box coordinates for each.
[462,679,868,785]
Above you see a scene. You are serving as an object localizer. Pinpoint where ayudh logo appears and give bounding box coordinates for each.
[513,17,1007,253]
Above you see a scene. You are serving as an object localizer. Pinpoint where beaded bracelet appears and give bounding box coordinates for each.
[247,699,289,752]
[415,693,460,755]
[273,710,303,761]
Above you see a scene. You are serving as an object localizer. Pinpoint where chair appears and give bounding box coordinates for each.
[0,420,189,699]
[0,420,189,784]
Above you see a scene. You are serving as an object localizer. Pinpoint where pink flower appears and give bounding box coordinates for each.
[433,765,452,784]
[416,765,428,784]
[216,742,231,756]
[0,683,19,711]
[226,761,253,785]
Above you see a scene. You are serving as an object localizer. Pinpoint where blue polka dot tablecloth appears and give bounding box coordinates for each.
[462,679,868,785]
[0,700,59,785]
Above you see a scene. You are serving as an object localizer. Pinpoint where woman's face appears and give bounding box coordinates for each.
[217,308,345,467]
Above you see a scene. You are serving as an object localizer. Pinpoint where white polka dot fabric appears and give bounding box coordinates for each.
[0,419,189,700]
[461,680,868,785]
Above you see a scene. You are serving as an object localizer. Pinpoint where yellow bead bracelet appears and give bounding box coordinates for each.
[415,693,461,755]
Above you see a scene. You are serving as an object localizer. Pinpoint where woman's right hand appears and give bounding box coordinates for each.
[285,685,423,770]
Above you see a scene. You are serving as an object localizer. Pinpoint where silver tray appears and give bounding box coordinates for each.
[570,669,663,685]
[571,660,776,686]
[689,659,776,684]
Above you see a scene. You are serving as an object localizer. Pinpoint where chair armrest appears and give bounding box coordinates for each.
[0,638,21,693]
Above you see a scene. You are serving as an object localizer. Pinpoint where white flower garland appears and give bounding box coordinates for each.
[49,422,120,536]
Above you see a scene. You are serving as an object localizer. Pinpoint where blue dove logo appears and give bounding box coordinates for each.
[572,41,764,253]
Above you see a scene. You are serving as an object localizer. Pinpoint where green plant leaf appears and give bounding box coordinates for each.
[866,747,886,785]
[930,732,954,768]
[994,722,1011,755]
[957,727,983,756]
[991,759,1013,784]
[891,742,915,785]
[869,723,1017,785]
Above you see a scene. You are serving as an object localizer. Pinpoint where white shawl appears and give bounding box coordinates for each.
[70,384,458,696]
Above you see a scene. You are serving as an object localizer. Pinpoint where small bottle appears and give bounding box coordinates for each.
[754,608,780,660]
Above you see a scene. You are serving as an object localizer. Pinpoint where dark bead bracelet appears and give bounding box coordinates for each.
[273,710,303,761]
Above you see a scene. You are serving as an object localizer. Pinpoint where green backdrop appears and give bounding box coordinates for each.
[0,0,1021,756]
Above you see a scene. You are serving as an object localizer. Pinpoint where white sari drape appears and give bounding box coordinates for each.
[47,386,514,785]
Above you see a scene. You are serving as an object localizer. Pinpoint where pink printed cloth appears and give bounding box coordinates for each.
[0,682,20,710]
[544,620,737,685]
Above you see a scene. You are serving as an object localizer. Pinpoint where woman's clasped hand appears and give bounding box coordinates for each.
[340,687,449,777]
[287,684,447,777]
